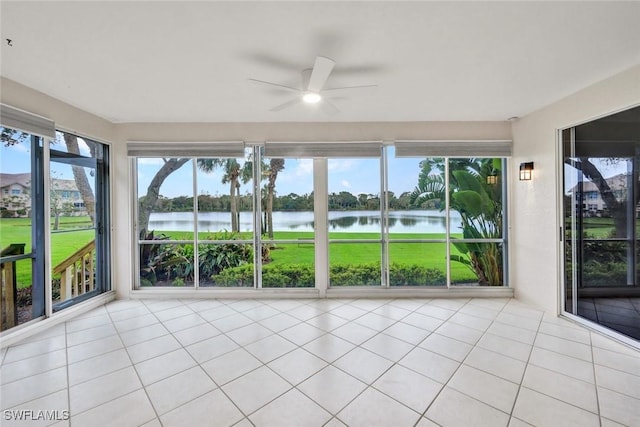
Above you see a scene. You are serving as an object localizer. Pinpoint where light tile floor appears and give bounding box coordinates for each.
[1,297,639,427]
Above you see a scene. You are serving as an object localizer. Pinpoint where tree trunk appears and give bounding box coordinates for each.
[267,183,274,239]
[63,134,96,226]
[54,212,60,231]
[230,177,238,232]
[138,158,190,237]
[266,159,284,239]
[235,181,241,232]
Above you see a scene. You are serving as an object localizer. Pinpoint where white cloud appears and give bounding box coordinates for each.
[341,180,351,188]
[328,159,357,172]
[294,159,314,177]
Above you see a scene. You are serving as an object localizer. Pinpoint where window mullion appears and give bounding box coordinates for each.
[192,158,199,289]
[254,146,262,289]
[445,158,451,289]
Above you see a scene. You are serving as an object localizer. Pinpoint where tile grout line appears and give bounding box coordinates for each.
[589,331,604,427]
[64,319,72,427]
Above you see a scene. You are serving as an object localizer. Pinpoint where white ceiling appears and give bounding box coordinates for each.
[1,1,639,123]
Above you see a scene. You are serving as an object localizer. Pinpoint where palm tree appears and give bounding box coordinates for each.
[411,158,503,285]
[264,158,285,238]
[198,158,252,232]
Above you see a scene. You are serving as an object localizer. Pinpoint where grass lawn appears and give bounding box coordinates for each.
[566,217,640,239]
[1,217,94,288]
[157,230,478,282]
[2,216,488,289]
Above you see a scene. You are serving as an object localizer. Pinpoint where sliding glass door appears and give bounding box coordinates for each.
[562,106,640,341]
[50,131,110,311]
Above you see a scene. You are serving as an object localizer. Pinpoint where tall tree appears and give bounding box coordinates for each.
[264,158,285,238]
[62,134,96,225]
[198,159,252,232]
[138,158,190,237]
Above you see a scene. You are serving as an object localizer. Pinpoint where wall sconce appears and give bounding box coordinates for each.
[519,162,534,181]
[486,175,498,185]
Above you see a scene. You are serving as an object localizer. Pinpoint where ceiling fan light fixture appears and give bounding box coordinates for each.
[302,92,322,104]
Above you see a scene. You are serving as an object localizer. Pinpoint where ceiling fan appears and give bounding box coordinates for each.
[248,56,377,115]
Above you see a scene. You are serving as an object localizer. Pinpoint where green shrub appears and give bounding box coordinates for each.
[211,262,446,287]
[211,264,254,286]
[140,230,255,285]
[582,260,627,287]
[389,263,446,285]
[330,263,382,286]
[263,264,315,287]
[198,240,252,281]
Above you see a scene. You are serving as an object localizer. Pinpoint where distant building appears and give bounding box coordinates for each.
[0,173,86,217]
[569,173,630,217]
[0,173,31,216]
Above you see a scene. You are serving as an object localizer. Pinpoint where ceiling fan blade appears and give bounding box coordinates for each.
[320,99,339,116]
[270,98,302,112]
[301,69,312,93]
[322,84,378,93]
[307,56,335,93]
[248,78,301,93]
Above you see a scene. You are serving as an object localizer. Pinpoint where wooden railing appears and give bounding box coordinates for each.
[1,243,26,331]
[53,240,96,301]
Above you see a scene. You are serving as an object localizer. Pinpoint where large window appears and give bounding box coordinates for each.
[260,154,315,288]
[136,147,255,288]
[135,147,317,289]
[131,141,509,290]
[387,148,506,287]
[387,152,448,286]
[328,157,382,287]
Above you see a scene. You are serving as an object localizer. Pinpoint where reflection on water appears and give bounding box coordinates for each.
[148,210,460,233]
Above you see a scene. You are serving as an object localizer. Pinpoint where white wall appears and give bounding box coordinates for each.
[511,65,640,313]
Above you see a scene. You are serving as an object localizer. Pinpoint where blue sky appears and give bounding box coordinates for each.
[4,135,629,200]
[2,138,421,198]
[136,153,424,199]
[1,132,93,181]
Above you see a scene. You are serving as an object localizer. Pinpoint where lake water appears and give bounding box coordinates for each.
[149,210,462,234]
